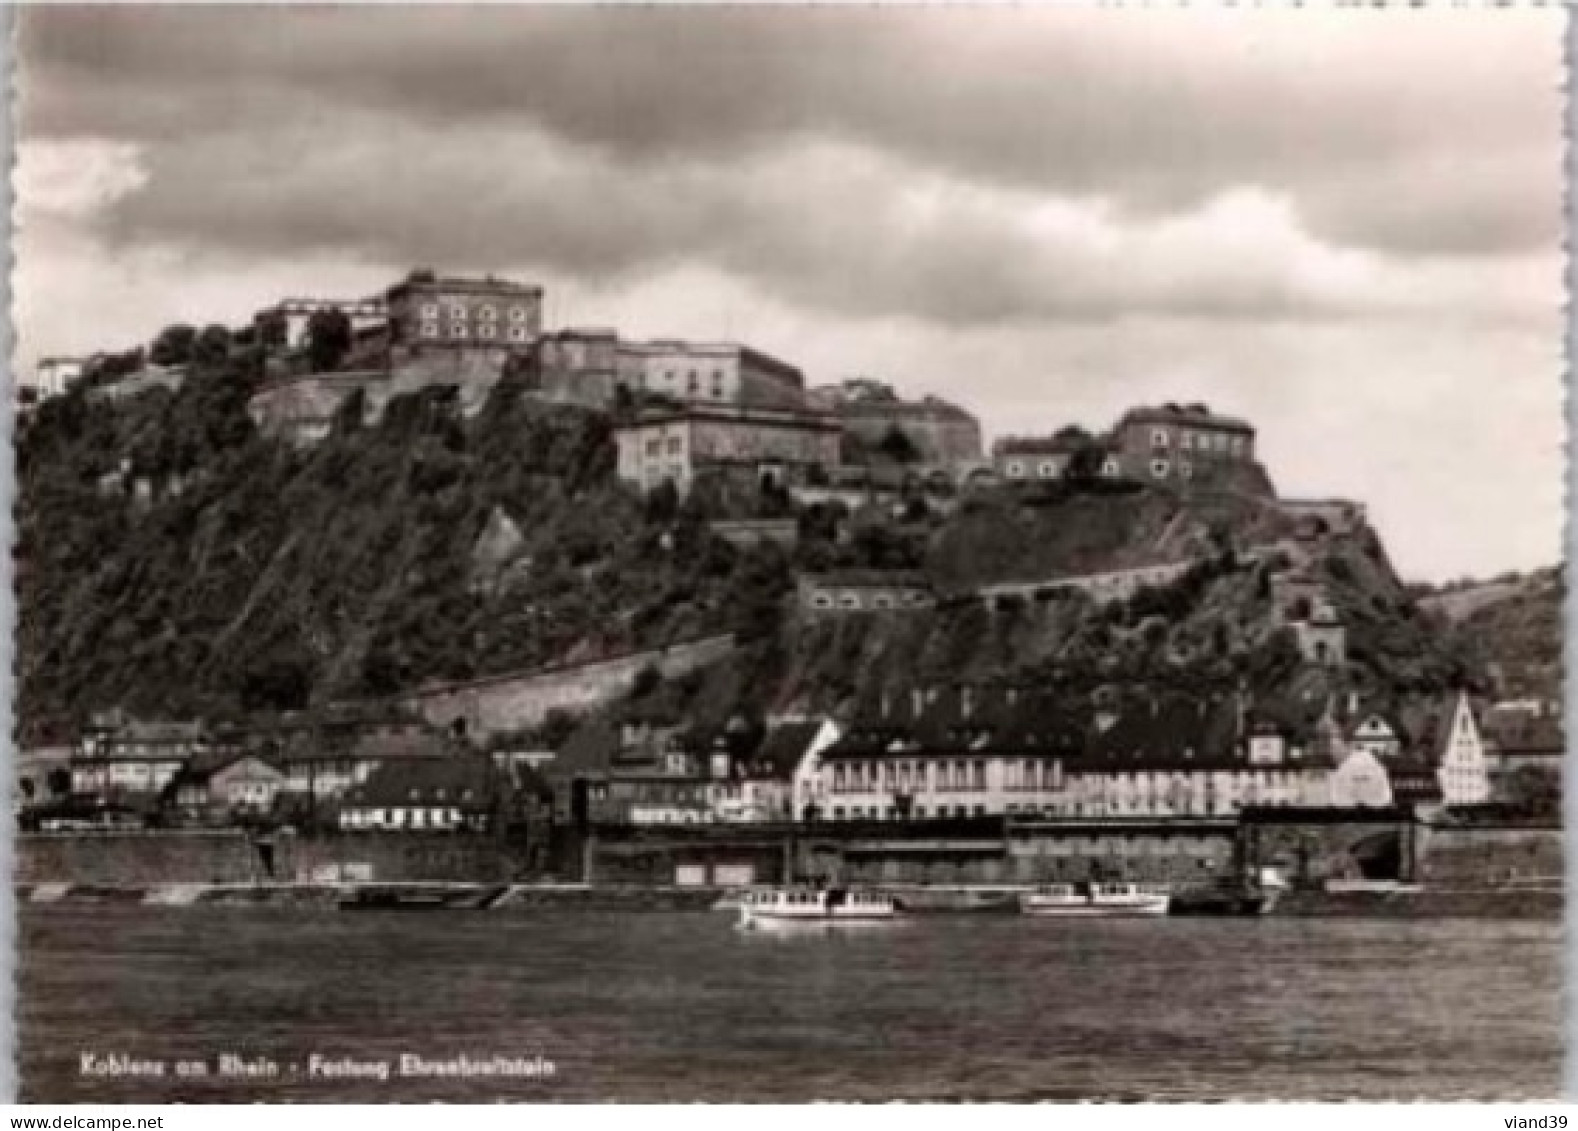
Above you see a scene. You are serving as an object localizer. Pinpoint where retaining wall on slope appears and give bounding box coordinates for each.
[399,636,736,740]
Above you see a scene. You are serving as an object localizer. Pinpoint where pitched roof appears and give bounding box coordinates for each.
[85,719,211,751]
[1118,403,1254,435]
[1078,695,1242,773]
[550,717,620,779]
[261,721,456,763]
[752,721,827,779]
[118,720,209,744]
[1344,711,1406,743]
[341,756,502,810]
[346,726,457,762]
[825,686,1086,762]
[1244,693,1329,746]
[161,752,287,802]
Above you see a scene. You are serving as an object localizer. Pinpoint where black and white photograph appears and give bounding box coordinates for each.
[8,4,1567,1104]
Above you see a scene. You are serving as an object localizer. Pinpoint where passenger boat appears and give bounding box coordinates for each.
[1020,881,1171,917]
[736,886,901,929]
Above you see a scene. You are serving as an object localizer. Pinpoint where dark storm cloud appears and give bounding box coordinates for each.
[20,4,1562,272]
[14,6,1564,580]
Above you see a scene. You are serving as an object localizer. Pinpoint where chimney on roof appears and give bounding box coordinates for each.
[879,689,890,720]
[960,686,974,720]
[912,689,924,719]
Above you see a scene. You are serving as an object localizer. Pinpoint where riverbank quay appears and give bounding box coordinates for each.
[15,880,725,911]
[15,812,1560,903]
[14,877,1562,918]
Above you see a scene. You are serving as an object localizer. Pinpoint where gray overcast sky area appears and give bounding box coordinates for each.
[12,6,1565,584]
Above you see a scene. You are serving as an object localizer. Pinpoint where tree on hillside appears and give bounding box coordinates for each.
[306,308,353,372]
[239,643,315,713]
[644,480,680,524]
[255,311,289,349]
[150,324,197,367]
[1064,440,1108,483]
[876,426,921,464]
[193,324,232,369]
[839,430,872,465]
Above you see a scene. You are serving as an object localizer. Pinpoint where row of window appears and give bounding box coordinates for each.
[97,743,208,757]
[1150,428,1248,456]
[637,462,689,487]
[341,807,470,829]
[828,763,1319,796]
[417,303,532,322]
[1001,459,1063,480]
[1149,458,1194,479]
[644,436,686,458]
[807,591,933,612]
[651,368,730,387]
[1082,567,1187,593]
[832,760,1009,793]
[831,804,992,820]
[418,322,532,342]
[824,796,1314,821]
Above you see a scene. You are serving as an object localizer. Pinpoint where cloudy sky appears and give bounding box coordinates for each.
[14,6,1565,582]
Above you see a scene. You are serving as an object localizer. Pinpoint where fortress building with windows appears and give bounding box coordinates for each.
[624,340,806,411]
[797,571,936,616]
[530,332,805,412]
[385,274,545,349]
[613,403,842,496]
[1111,403,1256,484]
[991,432,1087,482]
[808,380,982,467]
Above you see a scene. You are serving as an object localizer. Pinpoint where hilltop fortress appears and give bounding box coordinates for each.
[214,271,1271,501]
[35,267,1372,690]
[38,268,1293,509]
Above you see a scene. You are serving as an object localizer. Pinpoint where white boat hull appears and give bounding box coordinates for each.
[742,907,897,923]
[1020,883,1170,917]
[736,887,901,929]
[1021,900,1170,917]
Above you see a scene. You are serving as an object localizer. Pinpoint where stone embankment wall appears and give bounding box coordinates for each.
[246,371,387,445]
[247,349,512,444]
[384,346,510,417]
[18,819,1560,891]
[19,831,265,886]
[1415,824,1562,886]
[16,831,530,886]
[400,636,735,740]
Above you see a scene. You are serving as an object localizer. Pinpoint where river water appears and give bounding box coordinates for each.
[18,906,1563,1102]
